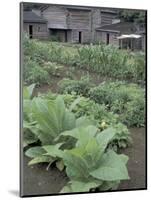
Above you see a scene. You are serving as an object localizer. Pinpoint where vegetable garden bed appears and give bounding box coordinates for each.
[22,37,146,195]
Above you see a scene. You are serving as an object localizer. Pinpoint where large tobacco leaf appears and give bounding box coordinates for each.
[25,146,55,166]
[90,150,129,181]
[60,180,101,193]
[23,84,39,146]
[23,83,35,100]
[61,126,129,193]
[31,96,76,145]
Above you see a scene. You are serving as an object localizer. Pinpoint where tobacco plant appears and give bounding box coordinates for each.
[23,85,130,191]
[58,126,130,192]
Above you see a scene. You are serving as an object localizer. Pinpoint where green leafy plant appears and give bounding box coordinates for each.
[38,92,132,150]
[62,93,132,149]
[23,85,130,191]
[29,125,129,192]
[43,62,64,77]
[107,123,132,151]
[24,87,95,167]
[31,96,76,145]
[89,81,145,127]
[23,56,50,85]
[58,76,94,96]
[58,126,130,193]
[23,84,39,147]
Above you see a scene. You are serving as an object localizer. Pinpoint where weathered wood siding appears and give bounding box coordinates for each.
[96,31,119,46]
[91,9,102,42]
[68,10,91,29]
[67,9,92,43]
[23,6,123,44]
[42,6,68,29]
[141,34,146,50]
[71,30,91,43]
[24,23,48,39]
[101,12,116,25]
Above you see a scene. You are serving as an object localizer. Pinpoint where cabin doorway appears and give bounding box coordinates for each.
[65,30,68,42]
[79,32,82,43]
[106,33,110,45]
[29,25,33,39]
[50,29,69,42]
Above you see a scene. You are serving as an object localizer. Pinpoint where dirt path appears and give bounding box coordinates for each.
[34,66,114,95]
[118,127,146,190]
[22,128,146,196]
[23,157,68,196]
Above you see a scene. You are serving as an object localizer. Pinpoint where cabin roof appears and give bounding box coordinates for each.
[23,11,47,23]
[101,9,117,14]
[66,6,91,11]
[96,22,138,34]
[117,34,142,39]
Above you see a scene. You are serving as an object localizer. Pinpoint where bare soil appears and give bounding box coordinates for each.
[118,127,146,190]
[34,66,113,95]
[23,157,68,196]
[22,128,146,196]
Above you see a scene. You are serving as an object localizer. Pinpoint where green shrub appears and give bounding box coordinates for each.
[107,123,132,151]
[89,81,145,127]
[43,62,64,77]
[58,76,94,96]
[23,36,51,64]
[49,35,61,42]
[23,57,49,85]
[62,93,117,123]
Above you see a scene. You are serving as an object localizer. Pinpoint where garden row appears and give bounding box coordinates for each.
[23,36,145,85]
[23,37,145,128]
[59,78,145,127]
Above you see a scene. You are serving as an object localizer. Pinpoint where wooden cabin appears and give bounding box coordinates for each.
[23,5,116,43]
[96,22,145,50]
[23,4,146,50]
[23,11,48,39]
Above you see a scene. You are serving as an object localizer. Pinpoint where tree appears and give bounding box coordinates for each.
[118,10,146,24]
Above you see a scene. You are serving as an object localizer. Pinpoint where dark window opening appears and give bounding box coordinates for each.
[106,33,109,45]
[51,29,57,36]
[79,32,82,43]
[29,25,33,39]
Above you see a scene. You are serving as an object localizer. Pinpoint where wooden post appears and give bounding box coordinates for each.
[121,39,123,49]
[131,38,133,50]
